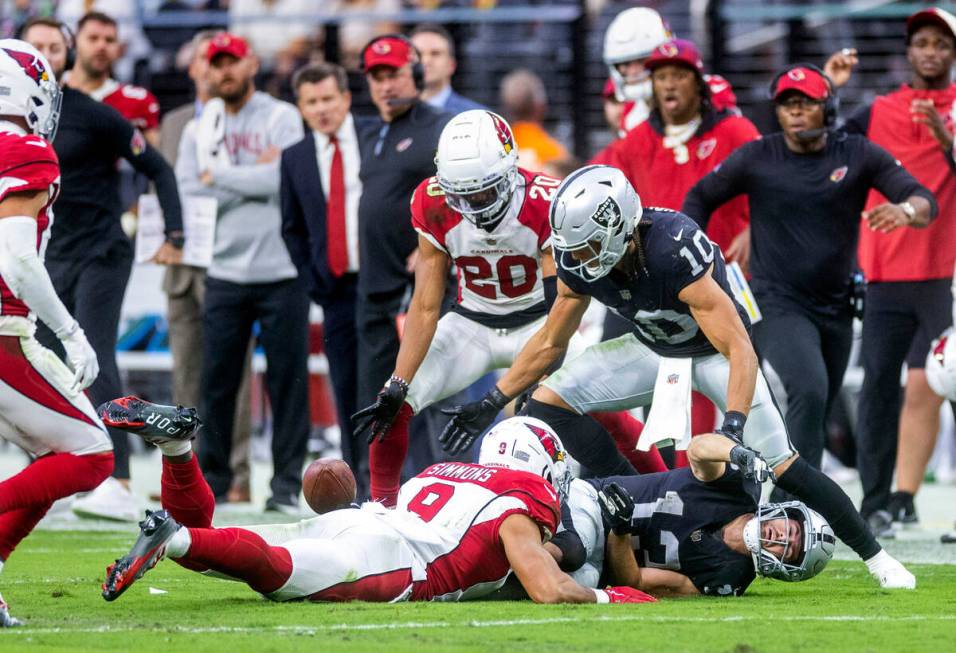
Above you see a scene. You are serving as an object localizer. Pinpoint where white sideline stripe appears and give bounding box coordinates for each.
[4,614,956,636]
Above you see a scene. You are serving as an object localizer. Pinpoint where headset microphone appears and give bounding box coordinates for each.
[792,127,826,142]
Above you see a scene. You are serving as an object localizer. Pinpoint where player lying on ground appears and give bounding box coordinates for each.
[99,398,655,604]
[353,109,664,506]
[550,432,833,597]
[0,40,115,628]
[439,165,914,589]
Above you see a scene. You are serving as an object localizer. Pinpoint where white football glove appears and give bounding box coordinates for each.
[60,325,99,393]
[195,97,231,171]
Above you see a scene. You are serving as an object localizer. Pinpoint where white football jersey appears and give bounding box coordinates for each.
[411,168,559,322]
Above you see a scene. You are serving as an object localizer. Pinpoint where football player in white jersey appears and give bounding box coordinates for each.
[0,40,113,627]
[352,110,565,506]
[100,399,655,605]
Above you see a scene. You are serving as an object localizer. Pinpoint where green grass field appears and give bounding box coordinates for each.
[1,531,955,652]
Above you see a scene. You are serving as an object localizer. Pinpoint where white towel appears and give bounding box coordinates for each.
[637,356,693,451]
[195,98,231,172]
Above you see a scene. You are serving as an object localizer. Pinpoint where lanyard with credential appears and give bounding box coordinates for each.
[374,123,390,157]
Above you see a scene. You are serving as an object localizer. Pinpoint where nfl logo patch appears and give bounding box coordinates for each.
[667,374,679,384]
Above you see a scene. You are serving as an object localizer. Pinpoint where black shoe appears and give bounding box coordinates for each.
[98,396,201,446]
[264,495,300,516]
[887,491,918,526]
[866,509,896,539]
[942,530,956,544]
[102,510,181,602]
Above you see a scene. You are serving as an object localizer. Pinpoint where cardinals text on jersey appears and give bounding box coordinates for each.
[0,132,59,320]
[412,168,557,326]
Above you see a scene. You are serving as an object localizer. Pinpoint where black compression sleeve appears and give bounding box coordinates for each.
[550,529,587,572]
[775,456,881,560]
[543,276,557,311]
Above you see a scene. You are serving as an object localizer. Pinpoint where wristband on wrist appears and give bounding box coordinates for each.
[487,386,511,408]
[593,588,610,604]
[388,375,410,394]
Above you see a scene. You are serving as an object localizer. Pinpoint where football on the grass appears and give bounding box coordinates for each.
[303,458,357,514]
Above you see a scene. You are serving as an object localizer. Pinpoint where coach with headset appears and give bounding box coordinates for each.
[354,34,452,423]
[682,64,936,479]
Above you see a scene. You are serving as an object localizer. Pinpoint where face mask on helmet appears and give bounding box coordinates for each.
[477,416,572,502]
[435,109,519,231]
[0,40,61,141]
[603,7,672,102]
[439,165,517,230]
[549,165,640,281]
[742,502,835,582]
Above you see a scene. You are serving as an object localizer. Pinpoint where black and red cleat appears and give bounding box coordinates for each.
[97,396,201,447]
[102,510,181,602]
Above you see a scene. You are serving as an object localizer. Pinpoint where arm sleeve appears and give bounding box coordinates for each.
[681,146,751,231]
[842,105,871,135]
[0,217,77,337]
[212,104,304,197]
[105,111,184,236]
[279,152,315,292]
[865,141,939,219]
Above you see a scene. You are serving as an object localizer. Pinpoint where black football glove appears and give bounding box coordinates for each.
[352,378,409,444]
[439,386,510,455]
[716,410,747,443]
[598,482,634,535]
[729,444,776,484]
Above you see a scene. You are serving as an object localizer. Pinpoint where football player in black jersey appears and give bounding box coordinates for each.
[585,433,833,596]
[439,164,914,589]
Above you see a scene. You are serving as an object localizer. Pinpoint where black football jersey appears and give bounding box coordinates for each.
[558,208,750,357]
[589,466,760,596]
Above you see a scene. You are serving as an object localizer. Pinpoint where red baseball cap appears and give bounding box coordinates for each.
[645,39,704,75]
[773,66,830,101]
[363,36,416,71]
[206,33,249,62]
[907,7,956,43]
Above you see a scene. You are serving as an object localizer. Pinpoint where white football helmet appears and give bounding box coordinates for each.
[549,165,641,281]
[603,7,673,102]
[435,109,518,230]
[743,502,835,582]
[478,416,571,501]
[926,327,956,401]
[0,39,61,141]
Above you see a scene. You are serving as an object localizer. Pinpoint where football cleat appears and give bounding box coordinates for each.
[98,396,201,446]
[102,510,181,602]
[0,592,22,627]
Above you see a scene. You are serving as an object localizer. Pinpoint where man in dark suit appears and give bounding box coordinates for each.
[411,23,486,115]
[280,63,371,494]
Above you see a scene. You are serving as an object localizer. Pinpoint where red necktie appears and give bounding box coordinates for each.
[326,134,348,277]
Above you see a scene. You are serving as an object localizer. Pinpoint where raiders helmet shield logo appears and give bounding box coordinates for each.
[829,166,848,182]
[590,196,622,230]
[3,48,49,85]
[488,112,514,154]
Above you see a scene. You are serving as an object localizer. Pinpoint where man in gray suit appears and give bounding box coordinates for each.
[158,30,254,504]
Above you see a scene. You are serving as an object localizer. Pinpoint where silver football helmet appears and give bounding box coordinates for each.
[743,501,835,582]
[549,165,642,281]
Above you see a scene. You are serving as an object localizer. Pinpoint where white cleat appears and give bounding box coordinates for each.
[0,592,22,627]
[72,477,140,522]
[866,551,916,590]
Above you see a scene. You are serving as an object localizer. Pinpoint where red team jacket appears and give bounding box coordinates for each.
[0,132,60,319]
[857,84,956,282]
[606,110,760,253]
